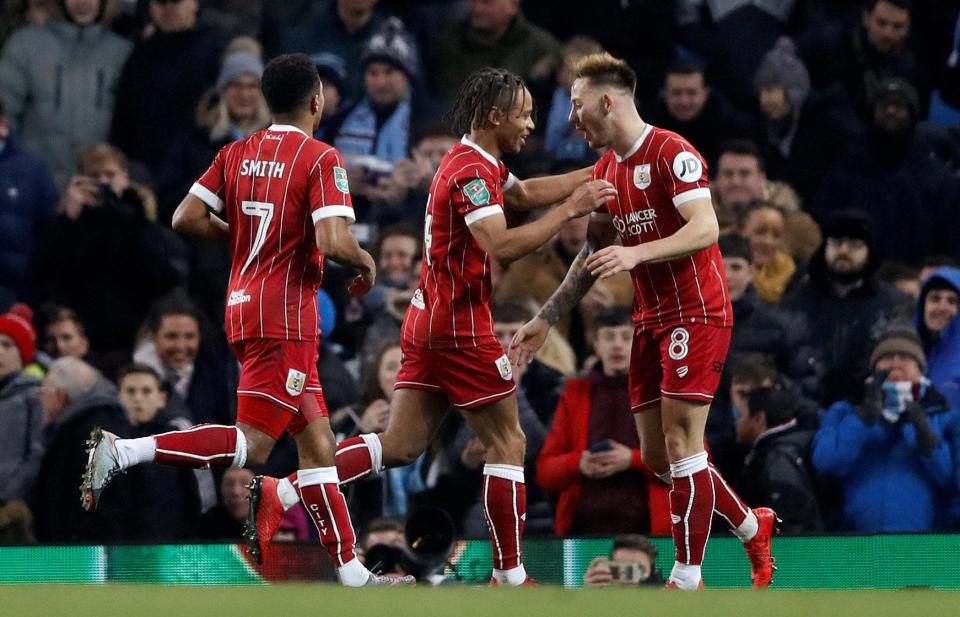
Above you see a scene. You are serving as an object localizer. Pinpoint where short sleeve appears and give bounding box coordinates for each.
[309,147,355,224]
[656,137,711,208]
[189,144,229,213]
[453,164,504,226]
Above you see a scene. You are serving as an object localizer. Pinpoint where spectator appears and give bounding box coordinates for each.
[0,305,43,503]
[782,210,912,406]
[32,144,185,370]
[32,357,127,541]
[644,59,754,165]
[582,534,664,587]
[735,387,822,533]
[0,0,53,49]
[712,140,819,264]
[800,0,929,117]
[112,363,208,540]
[36,304,92,374]
[738,202,796,304]
[812,328,956,532]
[262,0,390,102]
[158,37,268,224]
[312,52,349,141]
[812,77,960,265]
[753,37,860,204]
[0,0,131,188]
[537,307,670,537]
[133,295,237,425]
[111,0,228,173]
[430,0,560,103]
[0,101,57,300]
[197,467,253,540]
[878,261,922,301]
[915,268,960,412]
[542,36,602,166]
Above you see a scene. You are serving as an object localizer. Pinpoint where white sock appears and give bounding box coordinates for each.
[669,451,709,478]
[338,557,371,587]
[734,510,759,542]
[492,564,527,586]
[360,433,383,477]
[114,437,156,470]
[668,562,702,589]
[277,476,300,510]
[231,428,247,468]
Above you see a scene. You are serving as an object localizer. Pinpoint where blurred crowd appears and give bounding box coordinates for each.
[2,0,960,549]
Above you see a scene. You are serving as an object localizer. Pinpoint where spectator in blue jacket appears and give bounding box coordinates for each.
[915,268,960,411]
[0,101,57,301]
[812,327,957,532]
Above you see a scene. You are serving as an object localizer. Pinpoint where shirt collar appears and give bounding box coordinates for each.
[614,123,654,163]
[461,135,499,167]
[268,124,309,137]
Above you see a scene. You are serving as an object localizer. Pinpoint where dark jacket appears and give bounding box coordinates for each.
[0,135,57,299]
[736,421,822,533]
[644,94,755,166]
[0,372,44,502]
[32,379,129,542]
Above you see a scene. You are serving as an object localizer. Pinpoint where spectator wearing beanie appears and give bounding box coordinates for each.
[312,52,348,141]
[812,326,958,532]
[0,304,45,504]
[753,37,860,203]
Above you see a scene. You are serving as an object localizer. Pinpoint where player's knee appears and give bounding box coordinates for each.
[640,441,668,475]
[245,443,271,467]
[662,427,698,462]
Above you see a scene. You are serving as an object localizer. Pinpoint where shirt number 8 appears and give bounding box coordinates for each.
[668,327,690,361]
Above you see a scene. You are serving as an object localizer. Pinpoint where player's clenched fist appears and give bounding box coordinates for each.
[565,180,617,218]
[348,251,377,298]
[507,316,549,368]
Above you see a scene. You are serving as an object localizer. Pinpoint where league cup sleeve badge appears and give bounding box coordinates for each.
[463,179,490,206]
[495,355,513,382]
[633,164,651,189]
[333,166,350,193]
[285,369,307,396]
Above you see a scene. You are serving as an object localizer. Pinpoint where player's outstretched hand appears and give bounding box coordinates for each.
[508,316,549,368]
[587,245,643,279]
[566,180,617,218]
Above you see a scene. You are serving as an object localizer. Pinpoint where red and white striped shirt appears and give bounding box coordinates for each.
[594,125,731,330]
[401,137,516,349]
[190,124,354,343]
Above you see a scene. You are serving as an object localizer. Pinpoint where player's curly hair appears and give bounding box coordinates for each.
[261,53,320,116]
[446,68,528,135]
[575,52,637,95]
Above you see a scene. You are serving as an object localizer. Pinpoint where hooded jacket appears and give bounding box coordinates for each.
[0,372,43,502]
[915,268,960,412]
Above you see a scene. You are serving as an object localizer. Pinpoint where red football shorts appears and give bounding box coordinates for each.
[230,338,328,440]
[395,337,517,410]
[629,323,731,411]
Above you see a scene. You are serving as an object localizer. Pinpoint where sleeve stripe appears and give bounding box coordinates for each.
[503,172,518,193]
[189,182,224,213]
[672,187,712,207]
[312,205,356,224]
[464,205,504,226]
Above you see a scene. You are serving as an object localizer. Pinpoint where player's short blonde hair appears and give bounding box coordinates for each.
[575,52,637,95]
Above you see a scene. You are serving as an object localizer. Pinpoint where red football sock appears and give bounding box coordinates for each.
[670,453,715,566]
[709,463,751,529]
[335,434,379,484]
[482,464,526,571]
[154,424,243,468]
[298,468,358,567]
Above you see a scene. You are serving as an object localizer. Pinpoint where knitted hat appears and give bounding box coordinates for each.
[361,18,419,81]
[870,327,926,373]
[0,303,36,364]
[869,76,920,119]
[821,209,873,245]
[312,52,347,93]
[216,50,264,92]
[754,37,811,110]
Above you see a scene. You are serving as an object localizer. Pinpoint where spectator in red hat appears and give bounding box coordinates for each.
[0,303,44,504]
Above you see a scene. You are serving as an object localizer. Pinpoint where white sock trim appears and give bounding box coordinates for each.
[337,557,370,587]
[493,564,527,586]
[115,437,156,469]
[735,509,759,542]
[670,451,708,478]
[668,562,702,589]
[298,466,339,487]
[231,428,247,468]
[483,463,525,483]
[277,477,300,510]
[360,433,383,477]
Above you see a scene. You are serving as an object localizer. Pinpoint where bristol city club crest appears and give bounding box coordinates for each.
[633,164,651,189]
[495,355,513,382]
[285,369,306,396]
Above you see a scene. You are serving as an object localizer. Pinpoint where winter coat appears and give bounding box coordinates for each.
[0,373,43,502]
[32,379,129,542]
[736,420,822,533]
[0,135,57,298]
[915,268,960,412]
[811,387,957,532]
[537,374,670,537]
[0,20,131,188]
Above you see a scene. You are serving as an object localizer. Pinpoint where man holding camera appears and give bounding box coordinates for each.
[583,534,664,587]
[812,327,957,532]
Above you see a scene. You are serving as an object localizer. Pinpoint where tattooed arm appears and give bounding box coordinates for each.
[508,215,619,366]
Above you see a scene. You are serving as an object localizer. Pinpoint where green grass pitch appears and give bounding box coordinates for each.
[1,585,958,617]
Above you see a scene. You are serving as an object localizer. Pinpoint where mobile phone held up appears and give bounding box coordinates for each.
[588,440,612,453]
